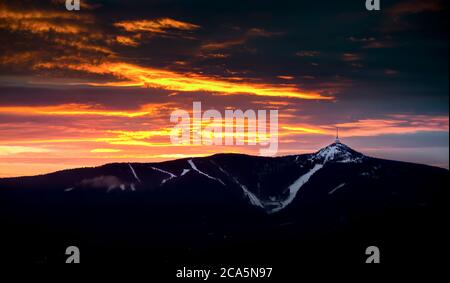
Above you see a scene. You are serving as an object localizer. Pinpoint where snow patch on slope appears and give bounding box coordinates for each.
[188,159,225,186]
[128,164,141,183]
[214,162,264,208]
[151,166,177,185]
[234,178,264,208]
[268,164,323,214]
[329,183,346,195]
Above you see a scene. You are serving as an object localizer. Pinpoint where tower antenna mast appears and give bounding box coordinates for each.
[335,127,340,143]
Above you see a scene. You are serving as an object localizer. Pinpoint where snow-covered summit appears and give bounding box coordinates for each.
[310,142,364,164]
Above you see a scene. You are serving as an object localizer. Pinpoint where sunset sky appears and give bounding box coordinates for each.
[0,0,448,177]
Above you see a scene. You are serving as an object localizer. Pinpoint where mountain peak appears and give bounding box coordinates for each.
[311,142,364,164]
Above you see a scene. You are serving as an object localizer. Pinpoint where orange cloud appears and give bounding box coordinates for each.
[201,38,247,50]
[0,51,39,65]
[282,126,329,135]
[36,62,330,100]
[116,35,139,47]
[0,104,153,118]
[0,3,113,68]
[114,18,200,34]
[105,130,172,140]
[0,4,91,34]
[53,38,114,55]
[277,76,295,80]
[0,4,88,21]
[335,116,449,137]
